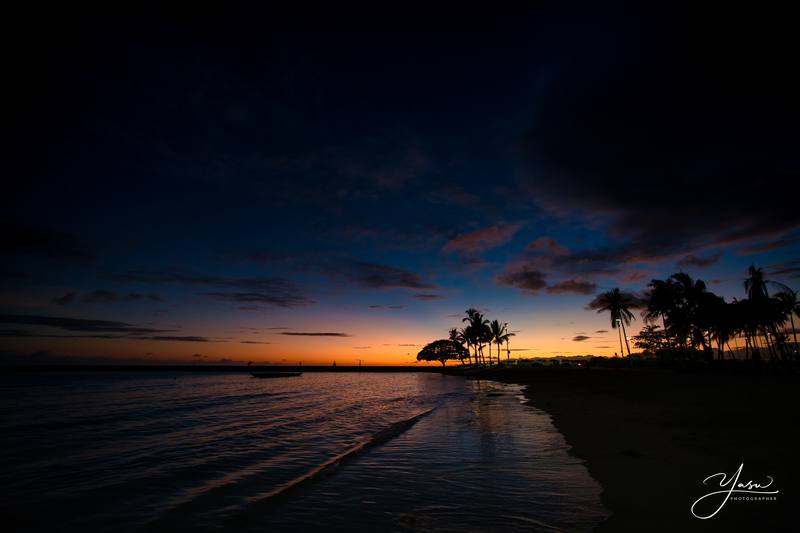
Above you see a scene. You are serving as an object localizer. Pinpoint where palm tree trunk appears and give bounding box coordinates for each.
[621,321,632,357]
[617,327,624,357]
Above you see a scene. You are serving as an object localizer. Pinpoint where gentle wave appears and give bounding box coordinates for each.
[0,372,608,532]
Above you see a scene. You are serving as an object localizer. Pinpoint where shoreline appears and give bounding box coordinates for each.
[472,367,799,531]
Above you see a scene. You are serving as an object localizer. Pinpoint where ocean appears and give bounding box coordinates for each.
[0,372,608,532]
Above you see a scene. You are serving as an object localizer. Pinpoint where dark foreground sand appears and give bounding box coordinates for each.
[474,367,799,532]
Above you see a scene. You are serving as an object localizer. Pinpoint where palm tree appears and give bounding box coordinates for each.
[463,308,491,365]
[592,288,637,358]
[670,272,712,351]
[448,328,469,365]
[489,320,515,364]
[743,265,793,361]
[774,288,798,357]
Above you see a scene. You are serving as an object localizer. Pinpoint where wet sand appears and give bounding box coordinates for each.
[474,367,799,532]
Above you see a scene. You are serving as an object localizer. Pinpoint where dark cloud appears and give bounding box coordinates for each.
[116,269,312,308]
[768,260,800,279]
[143,335,226,342]
[413,293,444,301]
[442,224,522,256]
[280,332,351,337]
[0,314,168,334]
[201,291,314,308]
[527,237,570,255]
[368,304,408,310]
[53,290,162,305]
[240,340,272,344]
[677,253,721,268]
[595,329,609,334]
[496,269,547,293]
[117,269,306,293]
[572,335,590,342]
[738,236,797,255]
[518,8,799,263]
[344,262,434,290]
[546,280,598,295]
[52,293,77,305]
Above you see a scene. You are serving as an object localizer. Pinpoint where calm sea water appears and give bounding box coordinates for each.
[0,372,608,532]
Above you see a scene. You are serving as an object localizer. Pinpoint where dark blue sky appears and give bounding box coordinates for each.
[3,5,798,363]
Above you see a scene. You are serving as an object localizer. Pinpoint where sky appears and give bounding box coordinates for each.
[3,5,798,365]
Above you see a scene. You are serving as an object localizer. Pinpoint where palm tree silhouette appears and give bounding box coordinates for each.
[449,327,471,365]
[463,308,491,365]
[774,288,798,356]
[644,278,677,343]
[489,320,514,364]
[593,288,636,358]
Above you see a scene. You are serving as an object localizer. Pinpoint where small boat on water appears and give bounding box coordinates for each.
[251,372,302,378]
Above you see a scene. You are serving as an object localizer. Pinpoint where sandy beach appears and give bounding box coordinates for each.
[472,366,799,531]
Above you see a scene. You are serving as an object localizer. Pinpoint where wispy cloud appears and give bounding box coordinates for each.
[0,314,168,334]
[496,269,547,293]
[280,332,351,337]
[202,292,314,308]
[677,253,721,268]
[116,269,313,308]
[344,262,434,290]
[546,280,598,295]
[412,293,444,301]
[52,290,162,305]
[442,224,522,256]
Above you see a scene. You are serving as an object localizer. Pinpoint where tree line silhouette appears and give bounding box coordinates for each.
[591,265,798,365]
[418,265,798,368]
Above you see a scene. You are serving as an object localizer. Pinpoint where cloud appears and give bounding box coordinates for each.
[0,314,169,334]
[527,237,570,255]
[677,253,721,268]
[117,268,308,293]
[622,270,649,283]
[52,293,77,305]
[240,340,272,344]
[368,304,408,310]
[344,262,434,290]
[738,236,797,255]
[412,293,445,301]
[0,314,229,342]
[546,280,598,295]
[280,332,351,337]
[595,329,609,334]
[353,346,371,349]
[768,260,800,278]
[143,335,227,342]
[201,291,315,308]
[572,335,590,342]
[52,290,163,305]
[115,269,313,308]
[517,11,799,264]
[497,269,547,293]
[442,224,522,256]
